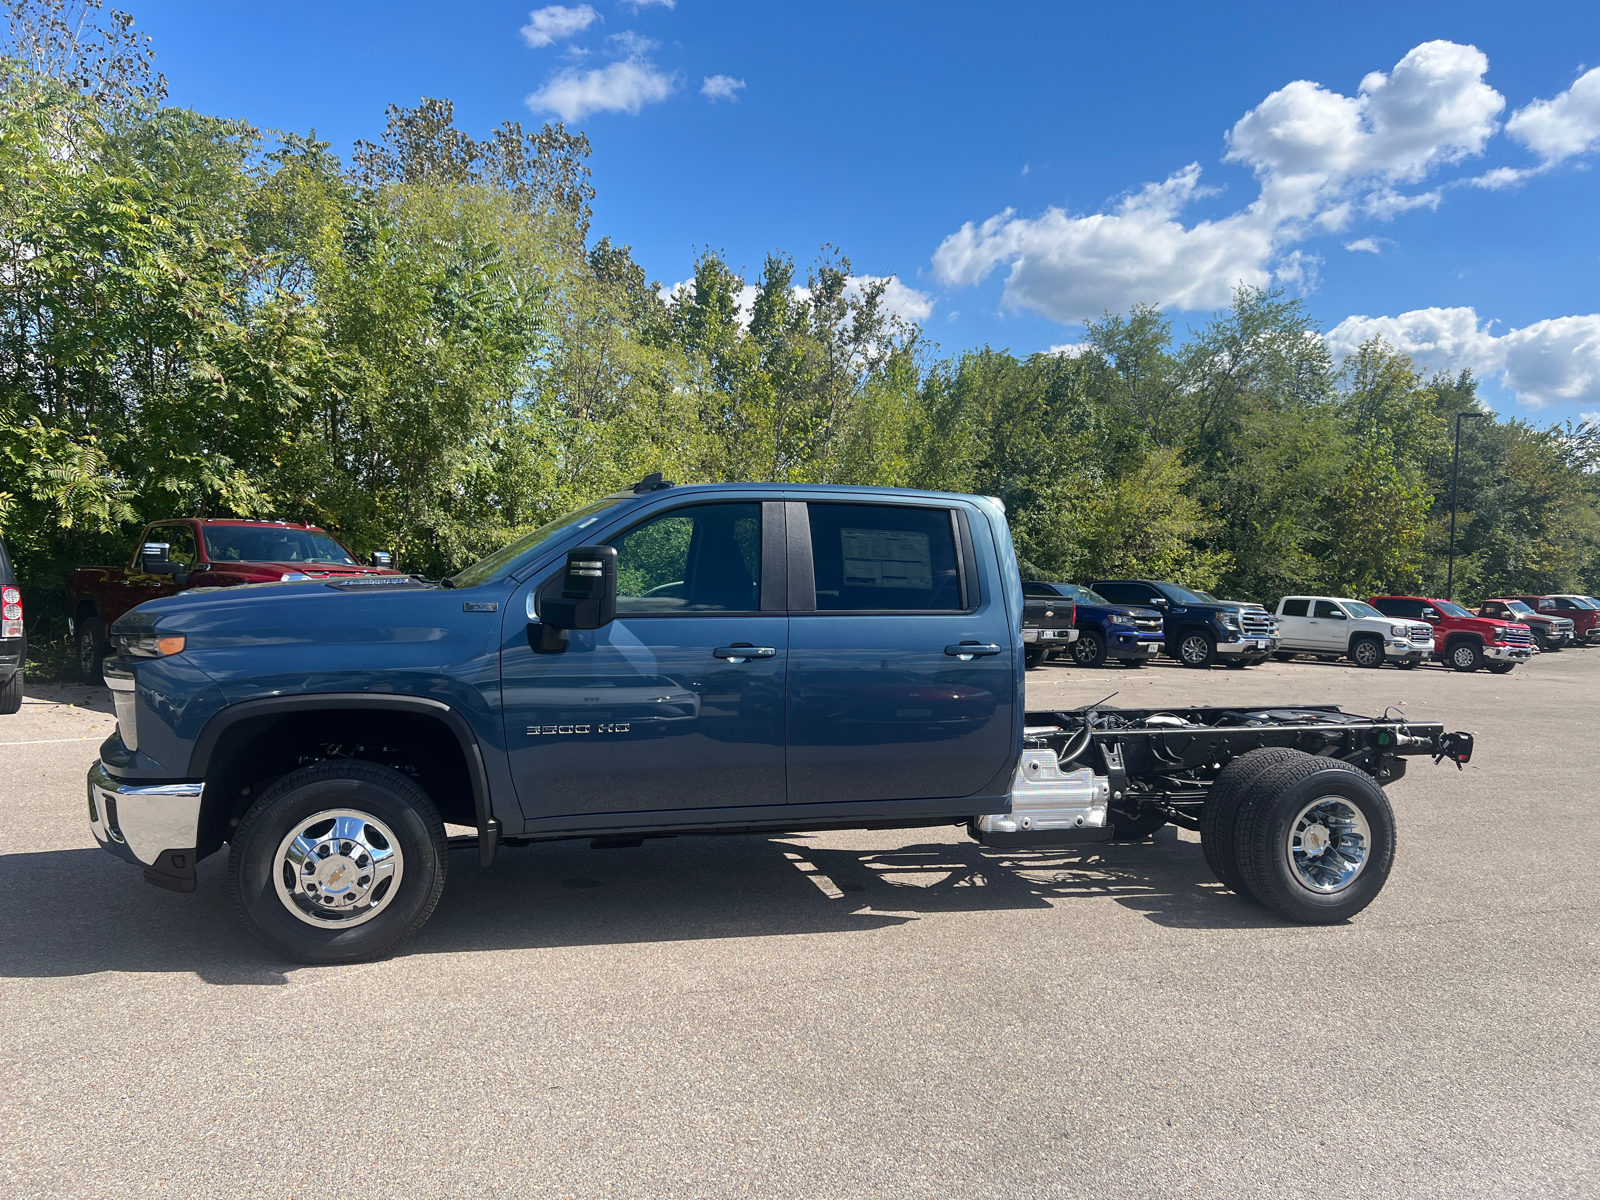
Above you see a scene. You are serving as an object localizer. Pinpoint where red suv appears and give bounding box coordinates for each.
[1369,595,1534,674]
[1506,595,1600,646]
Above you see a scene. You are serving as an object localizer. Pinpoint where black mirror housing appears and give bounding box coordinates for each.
[539,545,618,631]
[371,550,393,569]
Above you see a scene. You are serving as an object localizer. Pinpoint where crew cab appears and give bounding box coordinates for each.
[1,535,24,714]
[1369,595,1533,673]
[1272,596,1434,668]
[67,519,397,681]
[1477,599,1573,652]
[1024,581,1163,668]
[1090,579,1277,668]
[1505,595,1600,645]
[84,479,1474,963]
[1020,586,1077,668]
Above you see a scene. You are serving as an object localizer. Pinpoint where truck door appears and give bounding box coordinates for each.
[501,500,788,818]
[1277,598,1311,648]
[784,499,1014,806]
[1311,599,1348,650]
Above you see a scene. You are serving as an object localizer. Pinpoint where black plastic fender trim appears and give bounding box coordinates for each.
[188,693,499,866]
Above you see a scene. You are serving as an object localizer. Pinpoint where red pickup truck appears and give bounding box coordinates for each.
[1369,594,1534,674]
[68,519,397,681]
[1505,595,1600,645]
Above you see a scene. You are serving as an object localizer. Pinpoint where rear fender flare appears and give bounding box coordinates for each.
[189,694,499,866]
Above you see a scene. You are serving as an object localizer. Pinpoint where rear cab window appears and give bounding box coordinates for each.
[805,503,965,612]
[1280,598,1310,617]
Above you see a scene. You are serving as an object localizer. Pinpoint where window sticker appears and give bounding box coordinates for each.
[841,528,932,589]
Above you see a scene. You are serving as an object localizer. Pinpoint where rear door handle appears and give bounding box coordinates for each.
[714,644,777,662]
[945,642,1002,660]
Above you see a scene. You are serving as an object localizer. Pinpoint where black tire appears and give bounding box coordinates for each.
[1024,645,1048,669]
[1175,629,1216,668]
[1109,807,1167,840]
[1350,635,1385,669]
[1272,652,1296,662]
[1199,747,1304,895]
[228,760,448,964]
[0,668,21,715]
[1447,640,1483,673]
[1224,658,1248,669]
[1395,659,1420,669]
[1071,630,1107,668]
[75,616,106,684]
[1231,754,1395,924]
[1119,657,1147,668]
[1487,662,1515,674]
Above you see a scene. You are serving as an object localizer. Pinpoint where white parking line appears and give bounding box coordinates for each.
[0,736,103,746]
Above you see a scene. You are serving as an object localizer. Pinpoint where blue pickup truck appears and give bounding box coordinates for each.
[86,479,1473,961]
[1023,581,1164,668]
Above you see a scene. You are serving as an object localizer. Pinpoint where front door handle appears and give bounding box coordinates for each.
[714,644,777,662]
[945,642,1002,660]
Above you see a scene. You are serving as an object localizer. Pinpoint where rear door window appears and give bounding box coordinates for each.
[806,503,963,611]
[1280,598,1310,617]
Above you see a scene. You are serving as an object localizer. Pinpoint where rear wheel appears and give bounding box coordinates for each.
[1395,659,1420,670]
[1272,652,1296,662]
[1024,645,1049,669]
[1071,630,1107,668]
[0,669,21,715]
[1448,640,1483,673]
[228,760,448,964]
[1532,631,1549,653]
[1199,747,1304,896]
[1176,630,1216,668]
[1350,635,1385,669]
[1224,658,1249,669]
[75,616,106,684]
[1487,662,1516,674]
[1231,754,1395,924]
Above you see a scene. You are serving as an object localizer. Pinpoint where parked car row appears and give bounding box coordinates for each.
[1024,578,1600,675]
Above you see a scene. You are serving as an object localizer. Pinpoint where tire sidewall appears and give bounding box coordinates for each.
[1073,630,1106,667]
[1449,640,1482,672]
[1250,769,1394,922]
[230,768,445,963]
[1178,629,1215,668]
[77,621,103,683]
[1351,636,1383,668]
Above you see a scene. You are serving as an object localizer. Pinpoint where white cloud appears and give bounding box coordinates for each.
[702,74,746,103]
[1325,307,1600,408]
[1344,237,1384,253]
[1581,411,1600,428]
[1048,342,1091,358]
[520,4,599,49]
[662,275,934,328]
[619,0,674,8]
[934,41,1507,321]
[527,58,677,121]
[1505,66,1600,164]
[606,30,657,55]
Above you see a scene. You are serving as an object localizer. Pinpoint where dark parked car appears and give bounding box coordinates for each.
[0,536,23,714]
[1023,582,1163,667]
[1089,579,1277,668]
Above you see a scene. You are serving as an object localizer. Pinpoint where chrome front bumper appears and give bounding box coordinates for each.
[87,761,202,879]
[1482,644,1533,662]
[1215,637,1276,655]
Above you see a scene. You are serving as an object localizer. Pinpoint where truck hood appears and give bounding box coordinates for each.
[211,561,393,578]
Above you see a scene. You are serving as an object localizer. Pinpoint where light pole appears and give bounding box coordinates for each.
[1446,411,1486,599]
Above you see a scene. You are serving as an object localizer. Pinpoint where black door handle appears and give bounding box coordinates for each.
[714,644,777,662]
[945,642,1002,659]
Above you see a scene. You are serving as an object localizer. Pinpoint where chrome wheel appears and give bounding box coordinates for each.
[1352,639,1382,667]
[1284,795,1370,894]
[273,809,404,929]
[1180,634,1212,665]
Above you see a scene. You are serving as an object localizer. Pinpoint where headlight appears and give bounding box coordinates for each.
[1390,624,1410,638]
[1110,614,1135,627]
[1217,612,1240,629]
[117,632,186,657]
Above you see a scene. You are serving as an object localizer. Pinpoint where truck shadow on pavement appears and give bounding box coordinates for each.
[0,830,1292,984]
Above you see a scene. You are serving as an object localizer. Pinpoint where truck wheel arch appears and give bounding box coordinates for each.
[189,694,498,867]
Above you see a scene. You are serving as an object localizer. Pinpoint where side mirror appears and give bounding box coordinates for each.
[531,545,618,652]
[143,544,189,586]
[1149,597,1168,608]
[1421,608,1439,621]
[1331,611,1347,620]
[371,550,393,569]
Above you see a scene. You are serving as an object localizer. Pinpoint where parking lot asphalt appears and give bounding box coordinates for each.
[2,651,1596,1199]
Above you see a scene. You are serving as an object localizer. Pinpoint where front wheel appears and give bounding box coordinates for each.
[228,760,448,964]
[76,618,106,684]
[1231,753,1395,923]
[1448,641,1483,673]
[1487,662,1516,674]
[1071,630,1107,668]
[1176,630,1216,668]
[1350,635,1385,669]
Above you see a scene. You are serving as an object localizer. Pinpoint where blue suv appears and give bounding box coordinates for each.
[1023,582,1163,668]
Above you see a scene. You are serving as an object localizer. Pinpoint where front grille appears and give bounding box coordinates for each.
[1503,627,1534,646]
[1240,611,1275,637]
[1133,616,1162,633]
[1408,624,1433,640]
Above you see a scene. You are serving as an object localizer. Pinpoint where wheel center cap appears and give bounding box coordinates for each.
[316,854,360,894]
[1301,824,1331,857]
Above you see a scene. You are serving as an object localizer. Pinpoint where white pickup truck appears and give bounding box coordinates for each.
[1272,596,1435,668]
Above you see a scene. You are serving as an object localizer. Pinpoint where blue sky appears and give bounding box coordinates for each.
[135,1,1600,425]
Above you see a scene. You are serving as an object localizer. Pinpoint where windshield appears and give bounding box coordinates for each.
[1158,583,1210,605]
[1566,596,1598,610]
[1434,599,1473,618]
[203,526,358,566]
[450,497,627,589]
[1506,601,1536,617]
[1193,591,1218,603]
[1055,584,1108,605]
[1343,601,1384,619]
